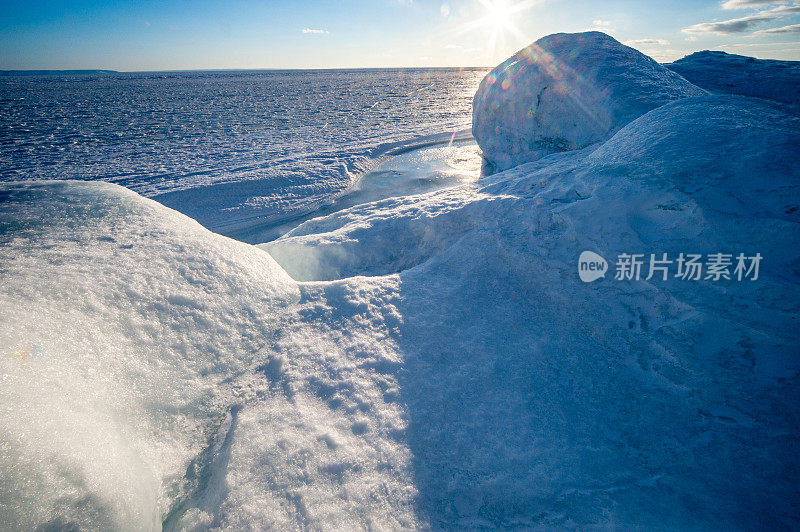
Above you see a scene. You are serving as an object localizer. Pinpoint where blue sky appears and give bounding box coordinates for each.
[1,0,798,70]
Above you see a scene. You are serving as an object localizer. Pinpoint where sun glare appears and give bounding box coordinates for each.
[485,0,512,30]
[445,0,538,64]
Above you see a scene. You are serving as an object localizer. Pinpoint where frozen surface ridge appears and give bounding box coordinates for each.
[2,32,800,529]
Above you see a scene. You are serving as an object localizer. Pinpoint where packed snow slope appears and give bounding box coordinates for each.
[0,181,298,530]
[472,32,705,171]
[2,32,800,530]
[665,50,800,108]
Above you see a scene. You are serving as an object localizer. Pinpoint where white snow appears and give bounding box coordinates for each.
[2,32,800,530]
[230,136,483,244]
[0,182,297,530]
[472,31,706,171]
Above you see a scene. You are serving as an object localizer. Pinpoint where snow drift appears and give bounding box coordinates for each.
[0,182,297,530]
[2,32,800,530]
[472,31,705,171]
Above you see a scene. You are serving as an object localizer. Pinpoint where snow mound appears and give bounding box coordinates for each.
[665,50,800,107]
[472,31,706,171]
[0,181,297,530]
[265,94,800,528]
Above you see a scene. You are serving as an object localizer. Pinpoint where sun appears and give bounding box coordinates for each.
[477,0,537,61]
[443,0,538,63]
[484,0,512,31]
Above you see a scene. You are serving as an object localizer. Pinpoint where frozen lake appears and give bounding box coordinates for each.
[0,68,487,237]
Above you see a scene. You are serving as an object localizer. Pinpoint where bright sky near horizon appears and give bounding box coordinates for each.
[1,0,799,70]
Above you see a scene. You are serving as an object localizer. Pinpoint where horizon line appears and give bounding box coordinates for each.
[0,66,495,75]
[3,49,789,75]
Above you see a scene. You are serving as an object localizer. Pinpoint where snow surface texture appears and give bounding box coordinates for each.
[472,32,706,171]
[665,50,800,108]
[2,33,800,530]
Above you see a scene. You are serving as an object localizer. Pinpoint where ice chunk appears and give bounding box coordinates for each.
[472,31,705,171]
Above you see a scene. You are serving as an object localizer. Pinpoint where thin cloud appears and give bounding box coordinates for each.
[683,13,774,34]
[722,0,798,8]
[302,28,329,35]
[768,4,800,13]
[721,39,800,46]
[623,38,670,45]
[683,4,799,34]
[644,49,685,62]
[754,22,800,33]
[589,20,616,33]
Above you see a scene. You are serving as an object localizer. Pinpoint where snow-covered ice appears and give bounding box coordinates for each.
[2,32,800,530]
[228,135,482,244]
[665,50,800,108]
[472,32,705,171]
[261,92,800,528]
[0,69,487,239]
